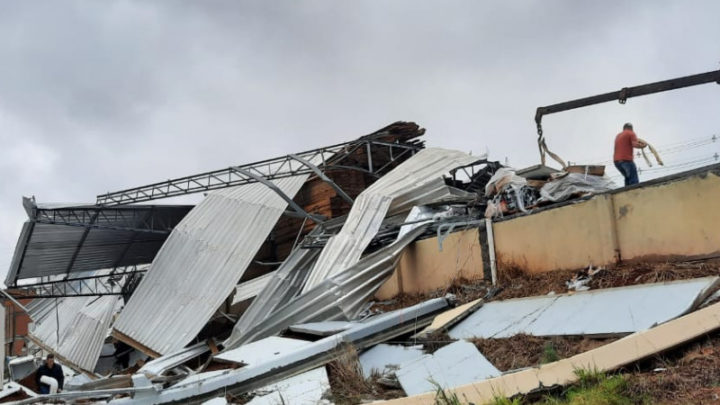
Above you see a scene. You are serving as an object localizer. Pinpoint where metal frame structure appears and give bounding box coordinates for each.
[12,266,146,299]
[9,127,424,299]
[31,204,180,235]
[96,138,422,206]
[6,202,192,299]
[534,69,720,165]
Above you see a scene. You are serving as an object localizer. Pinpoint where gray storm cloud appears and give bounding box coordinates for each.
[1,0,719,280]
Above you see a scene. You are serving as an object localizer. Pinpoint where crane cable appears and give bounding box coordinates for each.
[537,122,568,169]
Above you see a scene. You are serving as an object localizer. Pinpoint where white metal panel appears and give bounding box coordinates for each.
[216,336,311,366]
[288,321,355,337]
[449,277,720,339]
[246,367,330,405]
[113,176,309,355]
[358,344,424,378]
[302,148,479,292]
[396,340,500,396]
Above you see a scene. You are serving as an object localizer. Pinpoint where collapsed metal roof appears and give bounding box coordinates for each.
[302,148,480,292]
[5,199,192,286]
[112,175,309,356]
[28,295,121,373]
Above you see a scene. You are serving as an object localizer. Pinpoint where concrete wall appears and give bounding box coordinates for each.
[375,167,720,297]
[493,168,720,274]
[376,228,484,300]
[492,194,618,274]
[614,170,720,261]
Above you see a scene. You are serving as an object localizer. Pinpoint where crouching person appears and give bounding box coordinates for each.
[35,354,64,394]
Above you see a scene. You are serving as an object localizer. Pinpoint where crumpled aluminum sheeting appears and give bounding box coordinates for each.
[138,341,210,378]
[113,175,309,356]
[228,217,346,344]
[302,148,480,293]
[231,271,276,306]
[223,225,430,349]
[104,298,451,405]
[29,296,121,372]
[538,172,616,203]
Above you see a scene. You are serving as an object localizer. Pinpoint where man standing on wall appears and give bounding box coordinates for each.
[614,123,647,186]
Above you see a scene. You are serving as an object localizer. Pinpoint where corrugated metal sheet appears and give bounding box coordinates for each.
[113,175,309,356]
[28,296,121,372]
[449,276,720,339]
[231,272,276,306]
[224,225,430,348]
[103,298,451,405]
[5,204,192,285]
[229,216,345,344]
[302,148,479,292]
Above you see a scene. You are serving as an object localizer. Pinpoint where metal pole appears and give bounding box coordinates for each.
[485,218,498,286]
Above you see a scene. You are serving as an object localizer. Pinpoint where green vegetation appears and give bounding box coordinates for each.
[538,369,645,405]
[432,370,647,405]
[487,396,523,405]
[433,384,463,405]
[540,341,560,364]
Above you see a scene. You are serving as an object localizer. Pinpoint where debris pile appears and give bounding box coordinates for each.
[484,166,615,218]
[1,122,719,404]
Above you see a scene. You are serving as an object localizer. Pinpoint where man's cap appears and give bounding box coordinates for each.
[623,122,633,129]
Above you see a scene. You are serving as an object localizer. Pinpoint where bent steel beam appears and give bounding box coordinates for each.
[288,153,354,204]
[231,167,326,223]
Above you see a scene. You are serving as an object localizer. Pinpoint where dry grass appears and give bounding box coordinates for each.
[623,331,720,404]
[471,334,615,372]
[325,344,405,404]
[494,259,720,302]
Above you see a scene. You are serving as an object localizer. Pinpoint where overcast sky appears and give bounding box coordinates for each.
[1,1,719,280]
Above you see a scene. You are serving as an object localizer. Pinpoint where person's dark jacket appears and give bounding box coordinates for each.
[35,363,64,390]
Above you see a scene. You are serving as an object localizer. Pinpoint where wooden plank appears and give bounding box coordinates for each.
[111,329,162,359]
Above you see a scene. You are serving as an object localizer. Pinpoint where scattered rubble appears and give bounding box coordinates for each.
[2,122,720,404]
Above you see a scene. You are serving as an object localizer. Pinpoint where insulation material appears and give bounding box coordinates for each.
[379,299,720,405]
[358,344,425,378]
[302,148,479,293]
[395,340,500,396]
[113,175,309,356]
[450,277,719,339]
[28,296,120,373]
[246,367,330,405]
